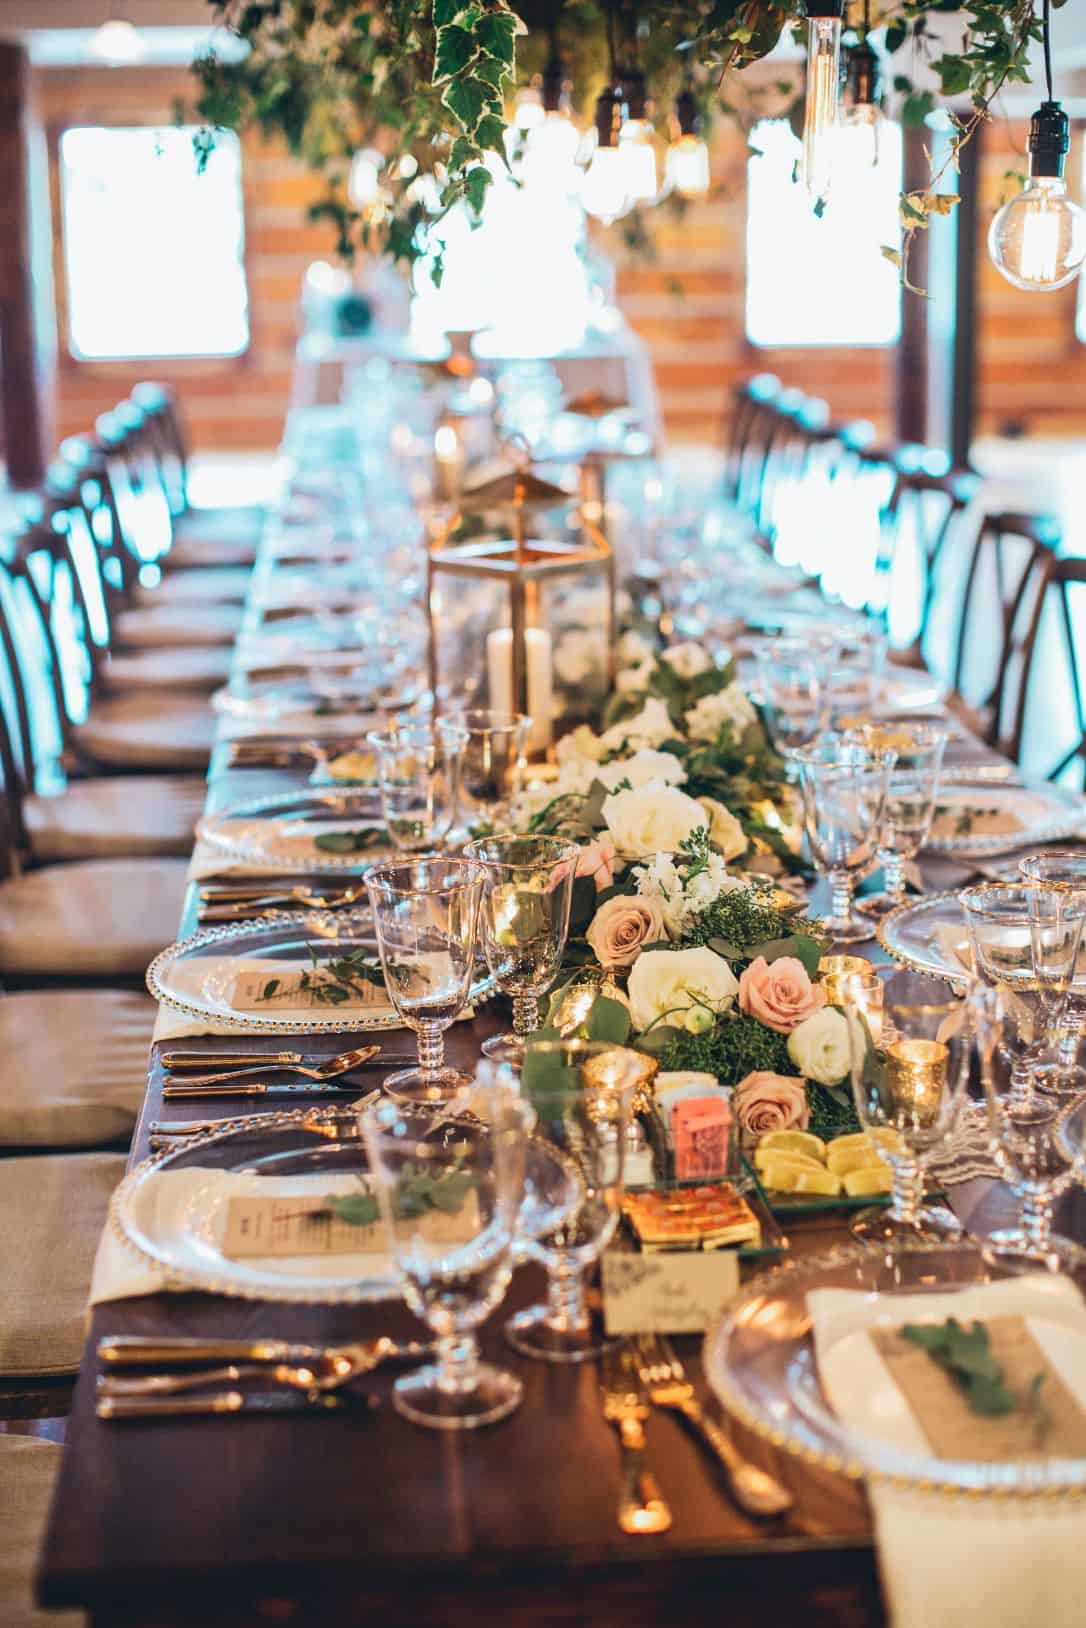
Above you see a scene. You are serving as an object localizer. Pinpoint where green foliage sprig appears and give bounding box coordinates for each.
[902,1318,1051,1437]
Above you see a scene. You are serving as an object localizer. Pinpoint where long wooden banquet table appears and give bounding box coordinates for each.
[37,492,1086,1628]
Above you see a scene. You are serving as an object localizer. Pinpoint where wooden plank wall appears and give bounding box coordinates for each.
[30,62,1086,453]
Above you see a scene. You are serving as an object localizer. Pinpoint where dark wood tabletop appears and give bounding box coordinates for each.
[35,595,1081,1628]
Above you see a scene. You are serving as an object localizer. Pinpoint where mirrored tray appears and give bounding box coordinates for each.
[878,892,970,984]
[703,1240,1086,1496]
[147,907,496,1033]
[926,779,1086,856]
[197,788,391,873]
[111,1107,580,1305]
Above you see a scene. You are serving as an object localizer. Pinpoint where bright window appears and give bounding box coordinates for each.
[745,117,903,347]
[60,125,249,360]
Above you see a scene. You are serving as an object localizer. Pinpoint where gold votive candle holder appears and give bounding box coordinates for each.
[885,1038,947,1127]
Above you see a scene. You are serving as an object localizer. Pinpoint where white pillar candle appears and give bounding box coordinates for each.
[486,625,553,754]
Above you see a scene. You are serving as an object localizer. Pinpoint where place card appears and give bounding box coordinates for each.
[230,968,388,1012]
[601,1248,740,1335]
[222,1192,481,1258]
[871,1315,1086,1462]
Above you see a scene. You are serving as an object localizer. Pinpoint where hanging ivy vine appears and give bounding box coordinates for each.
[190,0,1045,282]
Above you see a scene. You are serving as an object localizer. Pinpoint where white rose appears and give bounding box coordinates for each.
[597,749,687,792]
[553,629,605,687]
[697,797,748,861]
[617,630,656,668]
[628,947,739,1034]
[602,786,708,859]
[661,641,713,679]
[615,658,655,695]
[555,724,604,766]
[787,1007,851,1086]
[599,696,676,754]
[684,684,757,745]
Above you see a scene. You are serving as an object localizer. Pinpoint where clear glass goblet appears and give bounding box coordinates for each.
[753,635,838,773]
[795,735,894,943]
[506,1039,655,1364]
[846,723,949,919]
[973,982,1086,1274]
[358,1086,529,1429]
[1018,851,1086,1096]
[365,856,484,1105]
[437,709,529,837]
[366,720,466,853]
[464,834,579,1064]
[843,968,977,1244]
[962,882,1086,1105]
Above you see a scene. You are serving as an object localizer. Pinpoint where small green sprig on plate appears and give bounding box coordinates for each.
[257,945,387,1007]
[313,827,385,854]
[902,1317,1050,1439]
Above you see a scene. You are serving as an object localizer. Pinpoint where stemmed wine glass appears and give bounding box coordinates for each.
[436,710,529,836]
[973,981,1086,1274]
[366,719,466,853]
[506,1039,657,1364]
[752,634,838,772]
[359,1083,530,1429]
[365,857,484,1104]
[842,968,977,1244]
[795,735,894,943]
[1018,851,1086,1095]
[845,723,948,919]
[464,834,579,1063]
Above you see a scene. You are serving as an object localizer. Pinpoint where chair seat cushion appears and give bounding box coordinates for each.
[0,857,189,977]
[166,535,259,570]
[100,645,233,694]
[0,1437,84,1625]
[74,694,216,771]
[135,566,251,608]
[113,603,241,650]
[25,775,207,861]
[0,1152,128,1375]
[176,502,264,543]
[0,988,154,1148]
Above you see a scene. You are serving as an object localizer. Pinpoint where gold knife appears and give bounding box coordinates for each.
[96,1390,361,1420]
[599,1346,673,1535]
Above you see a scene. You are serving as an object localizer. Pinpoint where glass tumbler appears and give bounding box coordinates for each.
[846,723,949,919]
[843,968,978,1244]
[365,856,485,1104]
[795,735,894,943]
[367,720,466,853]
[437,709,529,836]
[506,1039,655,1364]
[464,834,580,1063]
[359,1086,529,1429]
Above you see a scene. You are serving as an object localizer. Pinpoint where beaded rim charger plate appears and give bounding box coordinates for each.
[877,892,971,984]
[703,1240,1086,1497]
[924,779,1086,857]
[147,908,496,1034]
[197,788,391,873]
[111,1108,581,1305]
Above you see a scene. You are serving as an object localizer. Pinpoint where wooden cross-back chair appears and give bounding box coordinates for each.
[874,454,981,662]
[755,391,829,553]
[130,382,189,516]
[990,552,1086,783]
[724,373,781,516]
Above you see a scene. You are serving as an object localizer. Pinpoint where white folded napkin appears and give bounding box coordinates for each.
[151,953,393,1042]
[90,1168,395,1305]
[808,1275,1086,1628]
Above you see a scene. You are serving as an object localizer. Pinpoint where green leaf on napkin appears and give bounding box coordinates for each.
[313,827,384,854]
[901,1318,1047,1429]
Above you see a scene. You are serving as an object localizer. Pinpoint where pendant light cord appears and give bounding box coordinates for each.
[1042,0,1054,102]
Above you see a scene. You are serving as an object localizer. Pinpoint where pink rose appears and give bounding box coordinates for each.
[734,1072,810,1137]
[738,956,826,1034]
[577,838,616,892]
[586,895,667,969]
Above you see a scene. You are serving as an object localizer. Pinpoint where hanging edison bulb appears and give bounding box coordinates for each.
[841,39,883,167]
[989,102,1086,292]
[802,0,844,205]
[617,71,659,205]
[521,53,581,187]
[665,87,710,198]
[582,83,635,223]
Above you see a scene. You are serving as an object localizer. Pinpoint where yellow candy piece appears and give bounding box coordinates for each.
[759,1159,843,1197]
[756,1130,827,1165]
[827,1142,897,1177]
[843,1163,894,1197]
[829,1129,902,1155]
[753,1146,825,1176]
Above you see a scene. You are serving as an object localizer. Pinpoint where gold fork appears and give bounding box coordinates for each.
[599,1346,672,1535]
[634,1334,792,1519]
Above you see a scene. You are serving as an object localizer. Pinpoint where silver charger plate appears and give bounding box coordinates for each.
[877,892,971,983]
[925,779,1086,857]
[197,787,391,873]
[147,907,496,1034]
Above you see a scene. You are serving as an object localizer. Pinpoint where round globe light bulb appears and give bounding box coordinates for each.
[665,134,710,198]
[617,117,659,204]
[581,145,633,224]
[988,176,1086,292]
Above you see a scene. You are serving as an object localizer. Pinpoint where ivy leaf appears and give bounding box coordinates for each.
[448,135,480,171]
[936,54,972,97]
[473,113,507,158]
[903,89,936,126]
[464,163,492,214]
[432,23,478,83]
[474,11,518,64]
[443,75,491,135]
[433,0,460,26]
[474,55,510,91]
[884,19,908,52]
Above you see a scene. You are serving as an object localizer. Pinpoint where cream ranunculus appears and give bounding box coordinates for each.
[627,947,739,1034]
[599,696,676,754]
[660,641,713,679]
[684,684,757,744]
[597,749,687,792]
[697,797,748,861]
[602,785,708,859]
[555,724,604,765]
[787,1007,851,1085]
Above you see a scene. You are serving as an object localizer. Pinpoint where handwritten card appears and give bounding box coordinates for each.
[230,969,388,1013]
[601,1248,740,1335]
